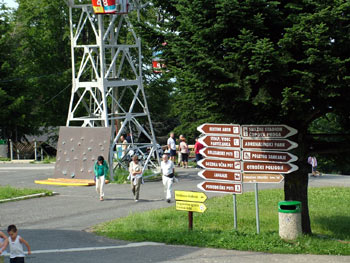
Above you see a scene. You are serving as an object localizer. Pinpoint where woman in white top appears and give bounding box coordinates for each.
[129,155,143,202]
[179,137,189,168]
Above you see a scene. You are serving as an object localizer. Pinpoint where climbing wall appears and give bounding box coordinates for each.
[54,127,112,179]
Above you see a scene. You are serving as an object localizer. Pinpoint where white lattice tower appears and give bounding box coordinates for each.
[64,0,160,171]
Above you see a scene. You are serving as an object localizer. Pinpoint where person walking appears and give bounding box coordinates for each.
[120,135,128,158]
[167,132,177,164]
[179,137,189,168]
[194,137,204,168]
[0,225,31,263]
[160,154,175,203]
[94,155,109,201]
[308,156,321,176]
[129,155,143,202]
[177,135,184,167]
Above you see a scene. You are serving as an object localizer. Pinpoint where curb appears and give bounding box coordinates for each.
[0,192,59,203]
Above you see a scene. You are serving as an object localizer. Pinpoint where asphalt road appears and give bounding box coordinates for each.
[0,163,349,263]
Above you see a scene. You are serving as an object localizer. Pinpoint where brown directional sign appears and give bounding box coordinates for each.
[198,170,242,182]
[241,125,297,138]
[199,135,241,148]
[197,123,241,136]
[242,139,297,151]
[197,181,242,194]
[243,173,284,183]
[243,162,298,174]
[200,147,241,160]
[242,150,298,163]
[198,158,241,171]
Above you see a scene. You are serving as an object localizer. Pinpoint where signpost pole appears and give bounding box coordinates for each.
[233,194,237,230]
[255,183,260,234]
[9,139,13,161]
[188,211,193,231]
[34,140,37,161]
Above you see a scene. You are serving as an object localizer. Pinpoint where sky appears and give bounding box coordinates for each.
[3,0,18,8]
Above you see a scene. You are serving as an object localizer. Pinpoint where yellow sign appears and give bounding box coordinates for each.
[176,201,207,213]
[175,191,208,202]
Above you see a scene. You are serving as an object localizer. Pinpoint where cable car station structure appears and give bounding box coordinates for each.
[63,0,160,172]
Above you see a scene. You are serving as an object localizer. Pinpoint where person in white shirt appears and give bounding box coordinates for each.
[179,137,189,168]
[167,133,177,164]
[129,155,143,202]
[177,135,184,167]
[121,135,128,158]
[161,154,175,203]
[0,225,31,263]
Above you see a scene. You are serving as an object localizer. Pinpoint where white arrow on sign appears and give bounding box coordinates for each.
[197,123,241,136]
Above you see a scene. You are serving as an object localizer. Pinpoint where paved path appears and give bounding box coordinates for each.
[0,163,349,262]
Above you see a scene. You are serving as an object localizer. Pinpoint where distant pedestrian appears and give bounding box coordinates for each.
[0,231,8,263]
[167,132,177,164]
[177,135,184,167]
[179,137,189,168]
[308,156,320,176]
[129,155,143,202]
[194,137,204,168]
[0,225,31,263]
[120,135,128,158]
[94,155,109,201]
[161,154,175,203]
[126,133,132,143]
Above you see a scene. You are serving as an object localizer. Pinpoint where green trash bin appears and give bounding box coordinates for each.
[278,201,302,240]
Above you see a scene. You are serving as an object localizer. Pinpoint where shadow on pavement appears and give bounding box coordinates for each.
[0,229,203,263]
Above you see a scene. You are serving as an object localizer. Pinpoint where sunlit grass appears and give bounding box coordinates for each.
[94,187,350,255]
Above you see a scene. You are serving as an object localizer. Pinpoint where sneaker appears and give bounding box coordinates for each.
[166,199,171,203]
[135,199,139,202]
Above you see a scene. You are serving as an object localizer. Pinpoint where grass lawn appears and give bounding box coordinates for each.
[0,185,53,201]
[94,187,350,255]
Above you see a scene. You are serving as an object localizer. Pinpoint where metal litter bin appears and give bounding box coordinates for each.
[278,201,302,240]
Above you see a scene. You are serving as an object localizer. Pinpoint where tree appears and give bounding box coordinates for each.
[150,0,350,233]
[0,0,71,141]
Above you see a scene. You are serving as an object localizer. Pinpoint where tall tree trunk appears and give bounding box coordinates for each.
[284,161,311,234]
[284,132,312,234]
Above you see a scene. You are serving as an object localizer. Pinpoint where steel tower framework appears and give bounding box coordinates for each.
[64,0,160,171]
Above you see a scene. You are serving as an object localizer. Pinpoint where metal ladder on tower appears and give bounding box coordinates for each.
[63,0,160,174]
